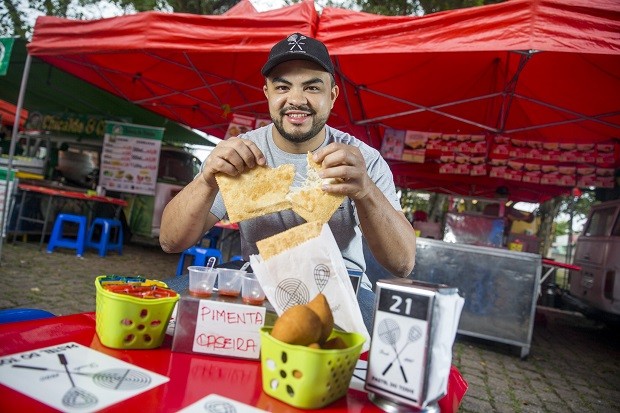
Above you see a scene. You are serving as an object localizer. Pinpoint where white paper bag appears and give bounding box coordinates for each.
[250,224,371,351]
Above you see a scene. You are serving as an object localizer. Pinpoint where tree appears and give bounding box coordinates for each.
[352,0,504,16]
[0,0,235,39]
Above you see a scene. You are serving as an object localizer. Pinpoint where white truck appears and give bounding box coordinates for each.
[568,199,620,323]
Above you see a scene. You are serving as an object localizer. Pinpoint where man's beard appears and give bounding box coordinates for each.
[272,107,328,144]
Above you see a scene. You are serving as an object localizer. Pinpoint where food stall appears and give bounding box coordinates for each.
[411,238,540,359]
[414,198,541,358]
[366,196,542,358]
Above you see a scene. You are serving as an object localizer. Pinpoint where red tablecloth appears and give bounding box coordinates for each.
[18,183,127,207]
[0,313,467,412]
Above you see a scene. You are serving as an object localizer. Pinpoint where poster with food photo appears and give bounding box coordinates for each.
[402,130,428,163]
[99,121,163,196]
[254,117,271,129]
[380,128,405,160]
[225,114,256,139]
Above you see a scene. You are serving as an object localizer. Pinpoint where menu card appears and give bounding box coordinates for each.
[0,342,168,412]
[99,121,163,196]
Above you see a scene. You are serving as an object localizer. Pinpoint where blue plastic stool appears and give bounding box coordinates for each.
[199,227,223,248]
[176,246,223,276]
[46,213,88,257]
[231,255,244,261]
[86,218,124,257]
[0,308,56,324]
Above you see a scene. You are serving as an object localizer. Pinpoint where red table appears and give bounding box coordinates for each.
[541,258,581,290]
[12,183,128,249]
[0,313,466,412]
[214,220,239,231]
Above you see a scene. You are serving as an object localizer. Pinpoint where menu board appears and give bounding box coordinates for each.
[380,126,618,188]
[99,121,163,196]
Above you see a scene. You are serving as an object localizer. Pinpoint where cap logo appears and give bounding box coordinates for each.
[287,34,307,52]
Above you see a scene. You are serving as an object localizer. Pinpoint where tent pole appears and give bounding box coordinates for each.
[0,53,31,263]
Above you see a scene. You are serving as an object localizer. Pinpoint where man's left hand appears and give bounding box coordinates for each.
[312,142,372,200]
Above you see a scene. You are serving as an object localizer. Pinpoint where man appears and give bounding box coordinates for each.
[160,33,416,331]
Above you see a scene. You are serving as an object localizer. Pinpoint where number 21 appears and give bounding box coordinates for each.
[389,295,412,315]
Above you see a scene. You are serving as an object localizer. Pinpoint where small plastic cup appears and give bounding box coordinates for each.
[242,273,266,305]
[188,266,217,298]
[217,268,245,297]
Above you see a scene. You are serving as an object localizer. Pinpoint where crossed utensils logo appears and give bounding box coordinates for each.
[377,318,423,383]
[13,353,152,409]
[287,33,307,52]
[275,264,331,310]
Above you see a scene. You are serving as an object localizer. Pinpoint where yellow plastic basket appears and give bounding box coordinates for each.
[259,327,366,409]
[95,275,179,350]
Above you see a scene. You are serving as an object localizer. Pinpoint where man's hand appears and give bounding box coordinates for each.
[312,142,372,200]
[313,142,416,278]
[201,137,266,187]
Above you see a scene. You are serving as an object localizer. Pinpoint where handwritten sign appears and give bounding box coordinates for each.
[192,300,266,359]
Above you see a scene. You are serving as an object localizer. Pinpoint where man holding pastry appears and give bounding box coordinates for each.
[160,33,416,331]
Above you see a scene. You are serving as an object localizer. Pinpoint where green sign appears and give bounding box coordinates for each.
[105,121,164,141]
[25,111,131,139]
[0,38,15,76]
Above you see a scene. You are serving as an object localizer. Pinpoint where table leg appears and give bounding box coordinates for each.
[11,191,28,244]
[38,195,55,250]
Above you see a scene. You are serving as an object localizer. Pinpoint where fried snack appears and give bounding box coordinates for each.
[287,153,345,223]
[271,305,322,346]
[215,164,295,223]
[256,221,323,260]
[306,293,334,344]
[321,336,348,350]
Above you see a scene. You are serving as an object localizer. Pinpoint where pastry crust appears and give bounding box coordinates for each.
[256,221,323,260]
[288,153,345,223]
[215,164,295,223]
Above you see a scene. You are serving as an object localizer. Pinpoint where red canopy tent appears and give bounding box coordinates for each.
[27,1,318,136]
[319,0,620,201]
[26,0,620,202]
[0,99,28,129]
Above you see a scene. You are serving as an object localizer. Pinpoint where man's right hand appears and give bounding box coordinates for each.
[201,137,266,187]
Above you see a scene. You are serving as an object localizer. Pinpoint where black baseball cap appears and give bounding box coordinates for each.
[261,33,335,77]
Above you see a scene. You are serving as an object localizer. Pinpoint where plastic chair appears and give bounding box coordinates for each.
[46,213,88,257]
[199,227,223,248]
[86,217,124,257]
[176,246,223,276]
[0,308,56,324]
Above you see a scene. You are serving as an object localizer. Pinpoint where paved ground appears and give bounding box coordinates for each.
[1,240,619,413]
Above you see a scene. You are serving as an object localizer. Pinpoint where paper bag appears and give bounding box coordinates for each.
[250,223,371,351]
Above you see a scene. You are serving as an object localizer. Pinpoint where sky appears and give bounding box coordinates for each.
[19,0,286,30]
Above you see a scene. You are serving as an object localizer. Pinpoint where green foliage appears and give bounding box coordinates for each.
[353,0,504,16]
[554,219,570,236]
[167,0,238,14]
[557,189,596,227]
[0,0,236,39]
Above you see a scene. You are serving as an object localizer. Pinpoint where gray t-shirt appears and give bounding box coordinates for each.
[210,124,402,290]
